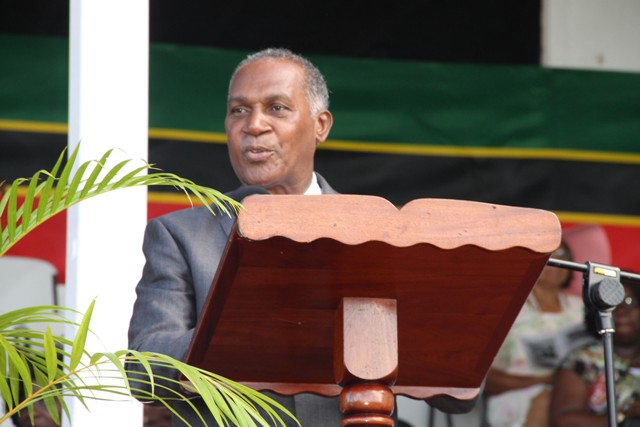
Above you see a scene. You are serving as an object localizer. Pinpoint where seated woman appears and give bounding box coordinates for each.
[5,343,63,427]
[484,240,590,427]
[10,383,62,427]
[549,278,640,426]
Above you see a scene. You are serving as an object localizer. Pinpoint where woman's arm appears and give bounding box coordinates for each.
[549,368,608,427]
[484,367,552,396]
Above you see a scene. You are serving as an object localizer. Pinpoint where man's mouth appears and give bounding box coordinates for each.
[244,145,273,162]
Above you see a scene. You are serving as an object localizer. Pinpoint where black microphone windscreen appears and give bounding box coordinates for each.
[227,185,269,202]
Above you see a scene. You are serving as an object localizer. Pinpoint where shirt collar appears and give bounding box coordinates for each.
[304,172,321,195]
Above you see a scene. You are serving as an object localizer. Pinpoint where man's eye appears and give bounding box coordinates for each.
[230,106,246,114]
[272,104,285,112]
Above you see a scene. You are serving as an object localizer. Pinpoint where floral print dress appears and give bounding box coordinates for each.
[560,341,640,415]
[486,292,588,427]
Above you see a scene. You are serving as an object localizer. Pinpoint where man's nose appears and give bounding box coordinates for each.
[245,110,269,134]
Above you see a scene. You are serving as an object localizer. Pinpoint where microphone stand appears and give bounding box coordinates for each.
[546,258,640,426]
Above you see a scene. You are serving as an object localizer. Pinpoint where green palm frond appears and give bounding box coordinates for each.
[0,146,299,426]
[0,144,242,255]
[0,302,298,426]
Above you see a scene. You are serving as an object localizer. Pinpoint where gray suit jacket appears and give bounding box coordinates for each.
[128,174,342,426]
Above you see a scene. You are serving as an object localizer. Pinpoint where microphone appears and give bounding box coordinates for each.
[227,185,269,202]
[588,278,625,312]
[580,262,624,313]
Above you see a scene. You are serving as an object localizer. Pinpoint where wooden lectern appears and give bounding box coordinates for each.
[184,195,561,426]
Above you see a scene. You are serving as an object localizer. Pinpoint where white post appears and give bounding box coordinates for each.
[66,0,148,426]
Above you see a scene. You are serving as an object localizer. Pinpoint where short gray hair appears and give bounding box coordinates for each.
[230,48,330,117]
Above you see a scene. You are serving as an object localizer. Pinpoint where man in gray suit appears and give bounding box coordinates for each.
[127,48,341,426]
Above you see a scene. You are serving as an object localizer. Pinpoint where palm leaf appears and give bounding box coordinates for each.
[20,171,41,235]
[50,142,79,213]
[0,146,300,426]
[78,149,109,199]
[0,144,241,255]
[5,178,25,243]
[69,299,93,372]
[43,327,59,383]
[0,304,298,426]
[35,151,65,223]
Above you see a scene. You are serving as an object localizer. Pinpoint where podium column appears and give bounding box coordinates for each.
[335,297,398,426]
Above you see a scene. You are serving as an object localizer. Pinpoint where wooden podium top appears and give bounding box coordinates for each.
[185,195,561,403]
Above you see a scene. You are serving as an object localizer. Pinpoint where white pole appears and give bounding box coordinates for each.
[66,0,148,426]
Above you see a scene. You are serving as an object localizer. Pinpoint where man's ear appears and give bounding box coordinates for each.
[315,110,333,145]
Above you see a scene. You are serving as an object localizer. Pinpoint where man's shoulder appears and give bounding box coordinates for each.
[149,203,235,236]
[154,204,227,222]
[316,172,339,194]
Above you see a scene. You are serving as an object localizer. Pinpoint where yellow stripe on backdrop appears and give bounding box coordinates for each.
[4,119,640,165]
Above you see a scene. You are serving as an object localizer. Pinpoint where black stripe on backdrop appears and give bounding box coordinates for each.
[2,135,638,217]
[1,131,68,179]
[315,149,640,215]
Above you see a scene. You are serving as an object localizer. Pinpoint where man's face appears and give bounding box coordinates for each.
[225,59,332,195]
